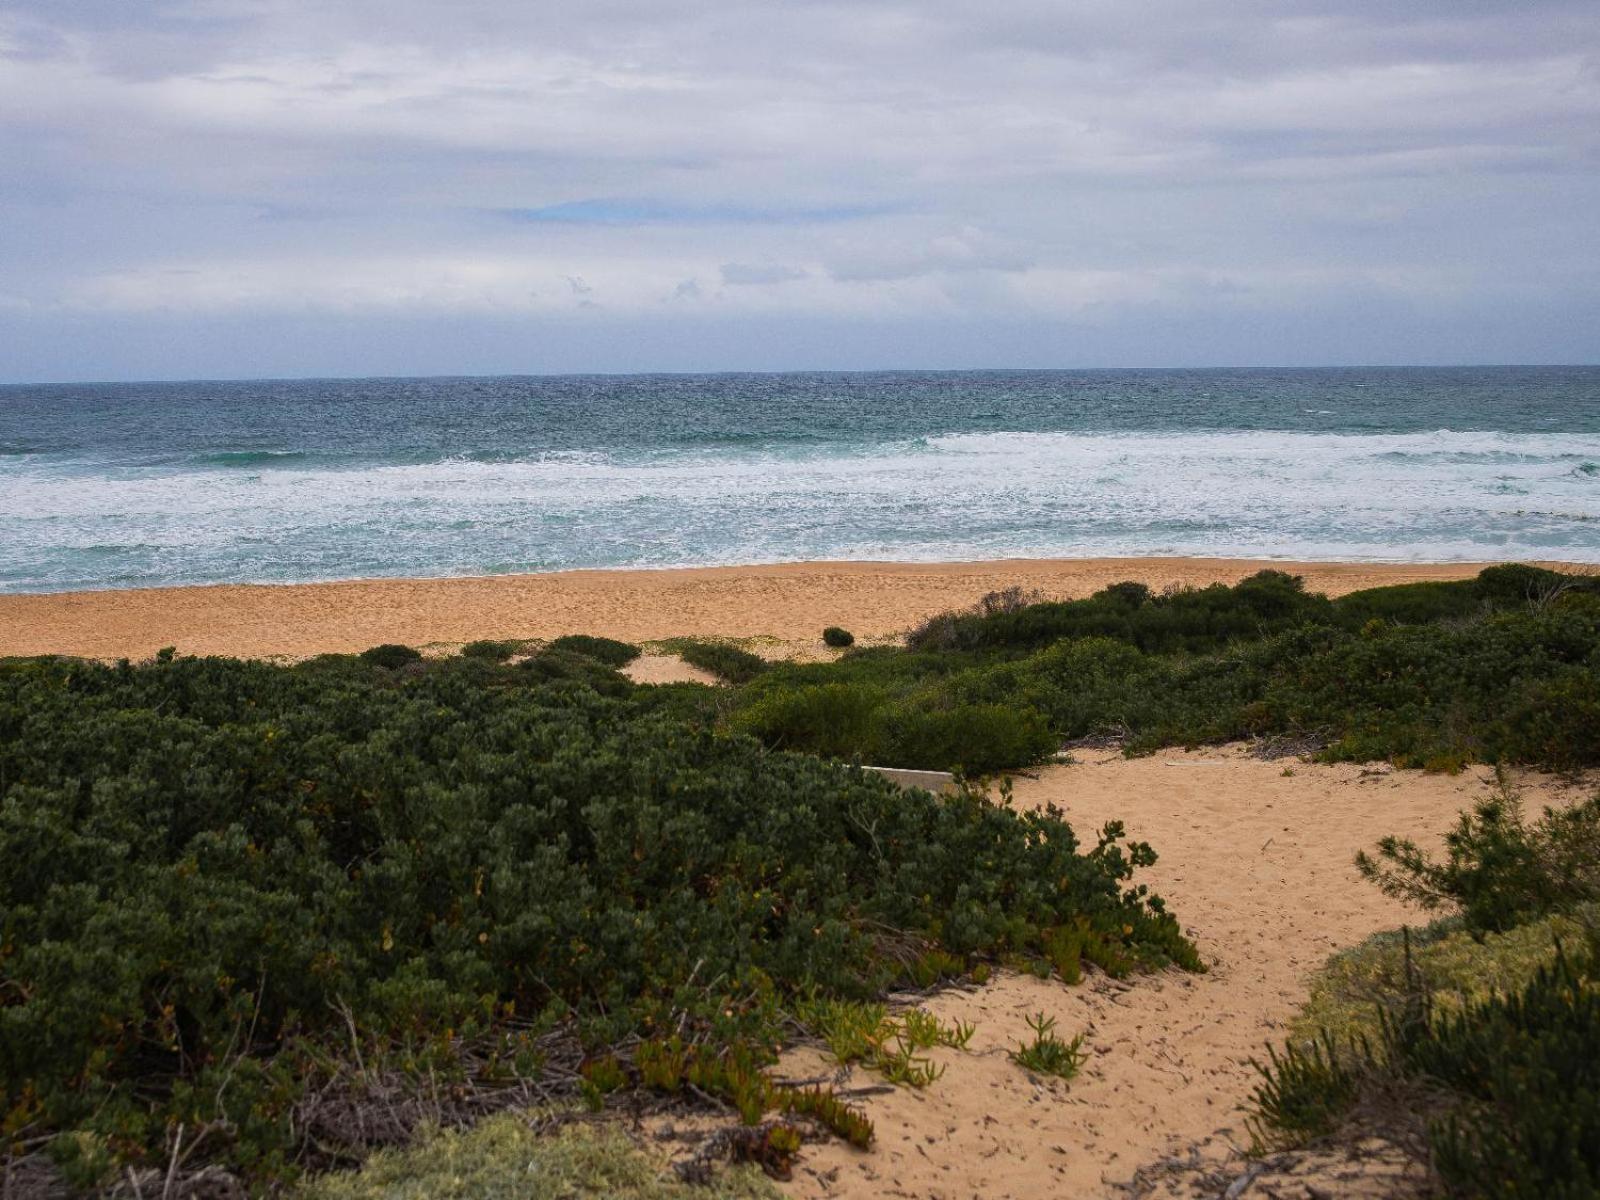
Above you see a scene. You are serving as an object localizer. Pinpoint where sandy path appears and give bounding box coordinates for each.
[0,557,1499,660]
[782,747,1588,1200]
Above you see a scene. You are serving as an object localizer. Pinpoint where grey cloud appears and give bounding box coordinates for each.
[719,263,807,285]
[0,0,1597,379]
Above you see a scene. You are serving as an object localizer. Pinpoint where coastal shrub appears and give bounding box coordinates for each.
[1292,906,1599,1051]
[878,700,1055,775]
[1355,775,1600,933]
[461,638,523,661]
[519,646,633,695]
[676,640,770,684]
[0,653,1193,1185]
[1475,562,1586,606]
[358,642,423,668]
[1258,946,1600,1197]
[822,626,855,648]
[547,633,642,667]
[731,682,889,760]
[1254,785,1600,1195]
[1330,579,1485,628]
[907,571,1331,655]
[1405,947,1600,1198]
[724,567,1600,771]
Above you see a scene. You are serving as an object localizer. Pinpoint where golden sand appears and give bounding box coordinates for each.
[782,750,1589,1199]
[0,557,1494,661]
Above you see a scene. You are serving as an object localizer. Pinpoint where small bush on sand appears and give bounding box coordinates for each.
[1259,946,1600,1196]
[1292,906,1598,1050]
[547,633,640,672]
[358,643,423,669]
[547,634,641,667]
[1355,773,1600,933]
[676,640,770,684]
[1008,1012,1085,1081]
[878,700,1055,775]
[731,682,888,760]
[461,638,524,662]
[822,626,855,648]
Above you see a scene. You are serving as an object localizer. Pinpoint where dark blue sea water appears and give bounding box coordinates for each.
[2,367,1597,593]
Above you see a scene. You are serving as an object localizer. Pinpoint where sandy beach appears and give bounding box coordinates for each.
[778,747,1595,1199]
[0,557,1501,661]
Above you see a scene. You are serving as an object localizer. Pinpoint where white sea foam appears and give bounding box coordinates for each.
[3,428,1598,590]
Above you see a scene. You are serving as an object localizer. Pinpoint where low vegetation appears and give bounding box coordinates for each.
[1252,775,1600,1196]
[460,638,526,662]
[672,639,770,684]
[1008,1012,1086,1081]
[301,1114,780,1200]
[545,634,641,668]
[0,643,1193,1190]
[711,565,1600,774]
[10,559,1596,1191]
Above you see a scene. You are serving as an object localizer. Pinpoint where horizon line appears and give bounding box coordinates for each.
[5,360,1599,389]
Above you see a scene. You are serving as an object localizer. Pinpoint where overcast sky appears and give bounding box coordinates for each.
[2,0,1597,381]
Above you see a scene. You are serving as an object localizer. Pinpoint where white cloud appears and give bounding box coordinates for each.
[1,0,1598,375]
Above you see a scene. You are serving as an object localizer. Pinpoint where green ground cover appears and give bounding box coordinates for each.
[710,565,1600,773]
[0,644,1192,1190]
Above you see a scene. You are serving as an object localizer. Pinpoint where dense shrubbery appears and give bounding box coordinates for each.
[731,683,1055,774]
[1253,782,1600,1196]
[822,627,854,648]
[0,652,1192,1186]
[726,567,1600,772]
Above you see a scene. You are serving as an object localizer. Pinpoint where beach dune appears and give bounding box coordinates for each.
[0,557,1498,661]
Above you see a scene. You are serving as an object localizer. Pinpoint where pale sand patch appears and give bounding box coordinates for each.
[623,654,722,686]
[0,557,1506,661]
[781,748,1592,1200]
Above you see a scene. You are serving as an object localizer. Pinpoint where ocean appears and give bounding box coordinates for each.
[2,366,1597,593]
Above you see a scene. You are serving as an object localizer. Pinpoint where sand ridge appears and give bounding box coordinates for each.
[779,748,1591,1200]
[0,557,1500,661]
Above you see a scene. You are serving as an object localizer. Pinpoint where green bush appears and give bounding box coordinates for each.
[907,571,1331,655]
[822,626,855,648]
[677,641,770,684]
[519,646,633,695]
[878,701,1055,775]
[359,643,423,669]
[301,1114,780,1200]
[1356,775,1600,933]
[1408,947,1600,1198]
[1260,947,1600,1197]
[0,653,1193,1185]
[461,638,524,662]
[1256,785,1600,1196]
[547,634,642,667]
[731,682,888,761]
[722,567,1600,773]
[1330,580,1485,628]
[1293,907,1598,1050]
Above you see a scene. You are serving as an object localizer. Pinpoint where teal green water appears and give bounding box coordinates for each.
[1,367,1596,592]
